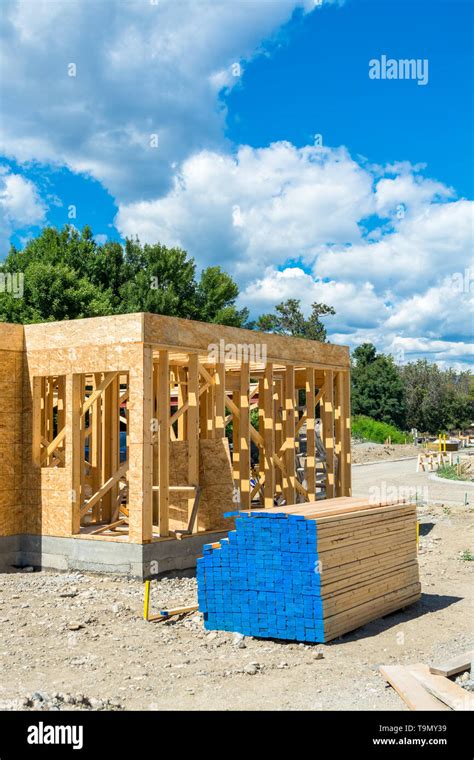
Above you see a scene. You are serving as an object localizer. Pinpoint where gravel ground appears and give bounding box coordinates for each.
[0,502,472,711]
[352,442,424,464]
[352,441,474,469]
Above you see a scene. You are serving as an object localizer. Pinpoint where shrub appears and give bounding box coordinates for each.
[351,415,410,445]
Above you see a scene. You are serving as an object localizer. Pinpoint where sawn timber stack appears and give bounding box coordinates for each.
[197,497,420,643]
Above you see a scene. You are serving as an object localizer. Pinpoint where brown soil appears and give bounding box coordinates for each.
[352,443,427,465]
[0,502,472,711]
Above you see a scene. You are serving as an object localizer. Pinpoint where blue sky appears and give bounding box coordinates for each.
[0,0,472,367]
[226,0,473,197]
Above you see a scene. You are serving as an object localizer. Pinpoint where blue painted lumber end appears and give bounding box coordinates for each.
[196,511,325,643]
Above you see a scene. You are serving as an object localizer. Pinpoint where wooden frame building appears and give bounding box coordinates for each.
[0,313,351,576]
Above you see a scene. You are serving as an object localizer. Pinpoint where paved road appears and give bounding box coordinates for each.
[351,457,473,506]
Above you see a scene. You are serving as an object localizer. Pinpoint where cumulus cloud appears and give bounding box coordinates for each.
[0,167,46,251]
[317,199,473,295]
[384,280,473,341]
[116,142,375,277]
[0,0,319,203]
[0,0,471,368]
[240,266,389,332]
[116,139,473,366]
[374,173,454,219]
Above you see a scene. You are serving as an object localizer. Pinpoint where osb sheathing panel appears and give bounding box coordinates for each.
[39,470,73,537]
[21,477,72,538]
[22,313,350,370]
[144,313,350,369]
[25,343,143,377]
[0,323,24,353]
[23,314,144,352]
[0,343,24,536]
[168,438,235,533]
[22,491,42,535]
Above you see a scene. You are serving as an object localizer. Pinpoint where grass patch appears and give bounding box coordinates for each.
[437,462,473,482]
[460,549,474,561]
[351,415,411,445]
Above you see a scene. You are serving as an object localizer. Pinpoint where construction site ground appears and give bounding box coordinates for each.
[0,450,473,712]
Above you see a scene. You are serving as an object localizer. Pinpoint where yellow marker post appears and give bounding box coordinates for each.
[143,579,151,621]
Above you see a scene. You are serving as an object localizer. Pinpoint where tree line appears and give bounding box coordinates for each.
[0,225,332,339]
[1,225,472,434]
[351,343,473,434]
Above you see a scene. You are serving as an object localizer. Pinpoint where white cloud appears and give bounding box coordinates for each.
[0,168,46,251]
[384,280,473,341]
[0,0,471,369]
[316,199,473,296]
[0,0,319,203]
[374,173,453,218]
[240,266,388,332]
[116,142,375,277]
[116,140,473,368]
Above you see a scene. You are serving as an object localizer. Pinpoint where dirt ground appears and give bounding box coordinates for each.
[352,441,474,471]
[352,442,426,464]
[0,501,472,712]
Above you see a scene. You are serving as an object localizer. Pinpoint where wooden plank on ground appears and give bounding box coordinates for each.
[410,664,474,711]
[430,652,473,678]
[379,665,451,711]
[151,604,199,621]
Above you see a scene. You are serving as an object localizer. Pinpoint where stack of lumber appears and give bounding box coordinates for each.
[197,497,420,643]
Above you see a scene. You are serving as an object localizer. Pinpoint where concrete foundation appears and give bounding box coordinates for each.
[0,532,228,579]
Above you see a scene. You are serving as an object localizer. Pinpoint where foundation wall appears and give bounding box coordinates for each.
[0,531,228,578]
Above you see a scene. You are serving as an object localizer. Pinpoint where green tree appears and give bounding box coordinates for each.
[399,360,473,433]
[118,239,198,317]
[255,299,335,341]
[195,266,249,326]
[351,343,406,428]
[0,225,248,327]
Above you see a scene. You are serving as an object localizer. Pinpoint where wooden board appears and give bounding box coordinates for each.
[283,365,296,505]
[380,666,451,711]
[239,362,251,510]
[430,652,473,678]
[324,585,422,640]
[143,313,350,369]
[410,664,474,711]
[305,367,316,501]
[263,363,275,508]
